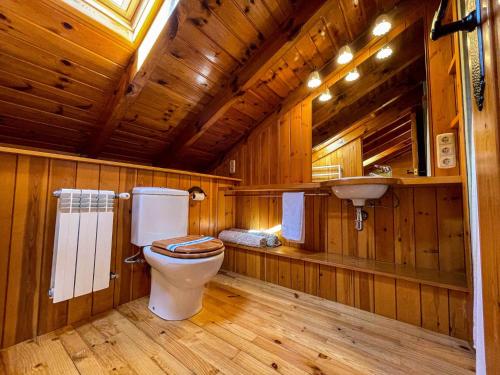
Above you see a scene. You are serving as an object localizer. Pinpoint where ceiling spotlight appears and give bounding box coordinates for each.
[319,88,332,102]
[337,45,353,65]
[373,14,392,36]
[345,68,360,82]
[376,46,393,59]
[307,70,322,88]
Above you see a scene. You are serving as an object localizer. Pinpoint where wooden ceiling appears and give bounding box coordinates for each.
[0,0,405,171]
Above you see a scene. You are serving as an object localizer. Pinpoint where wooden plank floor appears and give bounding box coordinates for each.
[0,272,475,374]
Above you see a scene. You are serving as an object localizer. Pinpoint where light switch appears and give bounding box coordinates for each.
[229,159,236,174]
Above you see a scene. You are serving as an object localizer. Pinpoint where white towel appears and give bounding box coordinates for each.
[282,192,305,243]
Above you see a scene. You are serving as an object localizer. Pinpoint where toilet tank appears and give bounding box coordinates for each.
[131,187,189,246]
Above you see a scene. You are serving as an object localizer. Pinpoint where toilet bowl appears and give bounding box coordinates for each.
[131,187,224,321]
[143,245,224,320]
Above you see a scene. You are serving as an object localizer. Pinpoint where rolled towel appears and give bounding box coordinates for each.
[218,230,267,248]
[229,228,281,247]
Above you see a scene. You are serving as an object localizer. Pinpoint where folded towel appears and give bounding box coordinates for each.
[229,228,281,247]
[282,192,305,243]
[218,230,267,248]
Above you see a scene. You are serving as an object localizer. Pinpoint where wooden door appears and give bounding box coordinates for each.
[470,0,500,372]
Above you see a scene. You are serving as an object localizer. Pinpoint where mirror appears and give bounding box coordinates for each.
[311,20,429,181]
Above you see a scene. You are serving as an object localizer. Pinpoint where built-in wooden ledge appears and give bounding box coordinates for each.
[223,176,462,195]
[224,242,469,292]
[224,183,322,192]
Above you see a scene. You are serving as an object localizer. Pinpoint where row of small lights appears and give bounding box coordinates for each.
[308,14,393,102]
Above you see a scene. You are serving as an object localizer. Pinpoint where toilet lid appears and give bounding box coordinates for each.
[151,245,224,259]
[152,235,224,254]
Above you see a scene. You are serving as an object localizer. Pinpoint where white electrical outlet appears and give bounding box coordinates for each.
[436,132,456,169]
[229,159,236,174]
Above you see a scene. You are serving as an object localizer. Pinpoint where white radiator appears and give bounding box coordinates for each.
[50,189,121,303]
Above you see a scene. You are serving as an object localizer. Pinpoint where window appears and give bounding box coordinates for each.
[62,0,164,43]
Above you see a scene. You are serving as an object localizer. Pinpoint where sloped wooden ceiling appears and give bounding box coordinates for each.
[0,0,403,170]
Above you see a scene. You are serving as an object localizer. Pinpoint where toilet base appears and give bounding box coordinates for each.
[148,268,204,320]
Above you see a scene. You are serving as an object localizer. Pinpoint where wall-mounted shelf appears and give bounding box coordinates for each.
[224,243,468,292]
[223,176,462,196]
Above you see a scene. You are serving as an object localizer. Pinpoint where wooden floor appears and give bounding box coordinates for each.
[0,272,475,374]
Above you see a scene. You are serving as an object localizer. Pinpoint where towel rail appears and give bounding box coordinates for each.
[224,192,331,197]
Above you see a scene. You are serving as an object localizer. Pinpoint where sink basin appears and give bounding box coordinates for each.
[324,177,396,206]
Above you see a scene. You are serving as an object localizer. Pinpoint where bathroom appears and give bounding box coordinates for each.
[0,0,498,373]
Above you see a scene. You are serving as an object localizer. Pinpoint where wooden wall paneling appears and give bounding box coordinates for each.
[394,187,416,266]
[131,170,153,300]
[290,103,303,183]
[290,259,305,292]
[357,203,375,259]
[114,168,137,307]
[265,254,279,285]
[414,187,439,269]
[318,265,336,301]
[278,257,291,288]
[436,186,465,272]
[92,165,120,315]
[354,272,374,313]
[67,162,100,324]
[420,285,449,335]
[152,171,168,187]
[166,173,180,188]
[395,280,421,326]
[234,249,248,276]
[373,275,396,319]
[278,111,291,183]
[336,269,355,307]
[199,177,211,235]
[304,262,319,296]
[0,154,17,347]
[448,291,470,341]
[37,159,76,335]
[246,251,265,281]
[3,156,49,348]
[301,99,312,183]
[374,189,395,262]
[189,176,201,235]
[326,195,342,253]
[341,201,358,256]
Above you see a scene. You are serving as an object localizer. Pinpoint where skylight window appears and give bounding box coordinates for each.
[63,0,164,43]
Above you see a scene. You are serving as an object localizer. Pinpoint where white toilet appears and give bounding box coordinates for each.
[131,187,224,320]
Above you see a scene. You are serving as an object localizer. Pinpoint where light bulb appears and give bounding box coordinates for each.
[319,89,332,102]
[307,70,322,88]
[376,46,393,59]
[337,45,353,65]
[345,68,360,82]
[373,14,392,36]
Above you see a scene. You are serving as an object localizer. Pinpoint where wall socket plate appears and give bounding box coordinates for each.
[436,132,456,169]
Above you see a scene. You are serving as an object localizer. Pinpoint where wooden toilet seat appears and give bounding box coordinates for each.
[151,235,225,259]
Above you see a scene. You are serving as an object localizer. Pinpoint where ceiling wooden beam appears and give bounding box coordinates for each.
[155,0,334,166]
[84,0,185,157]
[363,140,412,167]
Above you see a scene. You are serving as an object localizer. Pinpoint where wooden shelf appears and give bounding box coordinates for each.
[225,183,323,193]
[396,176,462,185]
[224,243,469,292]
[225,177,462,195]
